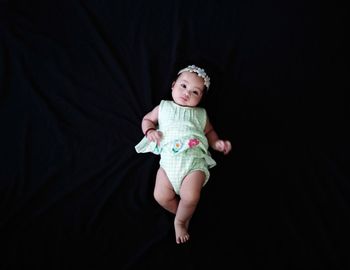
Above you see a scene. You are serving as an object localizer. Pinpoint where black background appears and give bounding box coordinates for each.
[0,0,349,269]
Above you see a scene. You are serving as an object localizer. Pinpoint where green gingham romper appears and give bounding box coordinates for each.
[135,100,216,194]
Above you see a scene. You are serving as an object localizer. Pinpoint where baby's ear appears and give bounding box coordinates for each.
[171,81,175,90]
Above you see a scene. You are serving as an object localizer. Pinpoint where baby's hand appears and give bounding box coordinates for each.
[146,130,162,145]
[214,140,232,155]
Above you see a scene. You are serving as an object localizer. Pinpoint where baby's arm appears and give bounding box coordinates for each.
[141,105,162,144]
[204,119,232,155]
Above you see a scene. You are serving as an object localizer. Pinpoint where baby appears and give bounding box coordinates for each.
[135,65,231,244]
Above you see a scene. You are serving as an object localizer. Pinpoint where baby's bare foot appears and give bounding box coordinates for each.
[174,219,190,244]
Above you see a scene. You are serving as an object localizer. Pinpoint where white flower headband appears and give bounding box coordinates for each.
[177,65,211,90]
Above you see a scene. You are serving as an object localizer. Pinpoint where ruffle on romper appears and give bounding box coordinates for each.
[135,135,161,155]
[135,135,216,168]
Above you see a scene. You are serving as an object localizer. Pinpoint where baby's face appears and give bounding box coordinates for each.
[171,72,205,107]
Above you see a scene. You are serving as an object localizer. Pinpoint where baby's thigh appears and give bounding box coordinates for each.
[180,170,206,202]
[154,167,176,200]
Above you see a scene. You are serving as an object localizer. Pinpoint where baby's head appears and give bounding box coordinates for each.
[171,65,211,107]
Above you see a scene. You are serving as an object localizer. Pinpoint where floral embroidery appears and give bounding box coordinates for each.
[188,138,199,148]
[172,140,183,153]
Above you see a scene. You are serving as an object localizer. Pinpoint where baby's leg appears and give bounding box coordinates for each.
[153,167,178,214]
[175,170,205,244]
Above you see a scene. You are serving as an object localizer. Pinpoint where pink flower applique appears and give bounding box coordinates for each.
[188,138,199,148]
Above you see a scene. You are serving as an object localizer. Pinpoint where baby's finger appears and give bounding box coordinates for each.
[217,141,225,151]
[226,141,232,152]
[223,141,232,154]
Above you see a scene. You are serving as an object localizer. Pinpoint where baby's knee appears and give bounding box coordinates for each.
[153,189,173,204]
[180,192,201,206]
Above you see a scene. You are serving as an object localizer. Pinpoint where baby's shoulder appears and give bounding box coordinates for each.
[197,106,207,113]
[159,99,173,108]
[160,99,171,104]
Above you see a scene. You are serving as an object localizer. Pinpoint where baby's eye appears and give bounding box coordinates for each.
[192,91,199,96]
[180,84,186,89]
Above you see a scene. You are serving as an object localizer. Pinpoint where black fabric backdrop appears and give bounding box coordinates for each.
[0,0,349,269]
